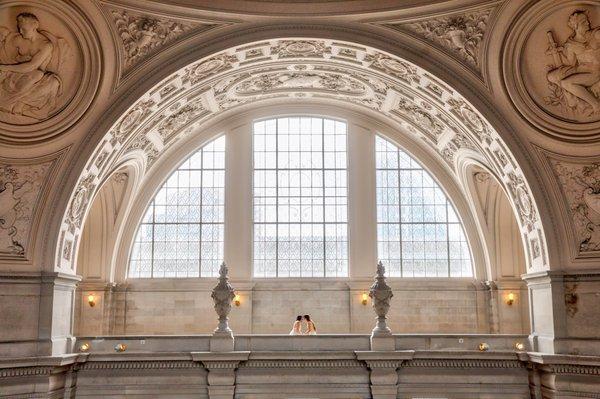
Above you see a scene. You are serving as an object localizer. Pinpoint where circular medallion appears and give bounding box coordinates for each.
[285,41,317,54]
[0,1,100,143]
[381,58,409,75]
[504,0,600,142]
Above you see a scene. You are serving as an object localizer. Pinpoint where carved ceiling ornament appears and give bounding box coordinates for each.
[0,158,56,259]
[0,2,99,144]
[382,6,493,74]
[504,1,600,141]
[106,6,218,75]
[550,158,600,254]
[55,38,549,274]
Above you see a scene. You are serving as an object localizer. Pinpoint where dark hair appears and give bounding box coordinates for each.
[17,12,39,24]
[303,314,311,321]
[296,315,302,321]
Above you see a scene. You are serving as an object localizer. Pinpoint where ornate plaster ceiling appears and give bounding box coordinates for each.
[55,38,549,275]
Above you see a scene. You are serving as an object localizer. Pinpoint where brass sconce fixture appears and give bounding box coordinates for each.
[87,294,96,307]
[505,292,515,306]
[361,293,369,306]
[114,343,127,352]
[234,293,241,307]
[79,343,90,352]
[478,342,489,352]
[515,342,525,351]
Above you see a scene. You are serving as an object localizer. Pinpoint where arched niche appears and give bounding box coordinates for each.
[74,158,143,335]
[461,162,530,334]
[48,37,548,338]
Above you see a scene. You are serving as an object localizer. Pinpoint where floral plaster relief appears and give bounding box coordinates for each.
[0,161,52,258]
[387,8,491,72]
[550,160,600,253]
[0,8,78,125]
[109,7,216,73]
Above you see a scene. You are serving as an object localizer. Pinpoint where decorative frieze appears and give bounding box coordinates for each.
[108,7,214,73]
[0,161,53,258]
[549,159,600,253]
[385,7,493,72]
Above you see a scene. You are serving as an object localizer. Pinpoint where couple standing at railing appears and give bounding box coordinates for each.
[289,315,317,335]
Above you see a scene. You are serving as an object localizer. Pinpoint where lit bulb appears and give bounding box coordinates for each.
[234,294,241,307]
[361,293,369,306]
[515,342,525,351]
[506,292,515,306]
[478,342,489,351]
[87,294,96,307]
[79,343,90,352]
[114,343,127,352]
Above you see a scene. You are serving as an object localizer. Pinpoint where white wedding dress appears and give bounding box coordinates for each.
[289,320,301,335]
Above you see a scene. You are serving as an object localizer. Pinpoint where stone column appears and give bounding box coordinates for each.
[369,262,394,351]
[524,270,600,356]
[192,352,250,399]
[356,351,414,399]
[347,123,377,280]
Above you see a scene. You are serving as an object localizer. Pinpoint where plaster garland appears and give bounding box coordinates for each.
[107,7,216,74]
[383,6,493,73]
[55,38,549,275]
[549,159,600,254]
[0,161,53,258]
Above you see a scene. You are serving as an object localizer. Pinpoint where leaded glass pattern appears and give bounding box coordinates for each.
[253,117,348,277]
[376,136,472,277]
[129,136,225,278]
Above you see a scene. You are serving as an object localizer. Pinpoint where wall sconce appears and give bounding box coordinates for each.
[505,292,515,306]
[114,343,127,352]
[87,294,96,307]
[234,294,241,307]
[79,343,90,352]
[361,293,369,306]
[515,342,525,351]
[478,342,489,352]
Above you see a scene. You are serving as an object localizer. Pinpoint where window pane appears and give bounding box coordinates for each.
[376,135,472,277]
[253,117,348,277]
[128,136,225,278]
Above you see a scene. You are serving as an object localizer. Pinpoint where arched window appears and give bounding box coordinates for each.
[128,136,225,278]
[375,136,472,277]
[253,117,348,277]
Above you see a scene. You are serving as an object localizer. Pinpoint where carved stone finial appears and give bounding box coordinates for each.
[369,261,394,336]
[211,262,236,334]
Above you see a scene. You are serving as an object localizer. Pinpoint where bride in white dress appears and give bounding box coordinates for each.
[289,315,303,335]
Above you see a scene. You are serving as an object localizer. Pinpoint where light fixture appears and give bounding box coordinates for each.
[234,294,241,307]
[361,293,369,306]
[506,292,515,306]
[87,294,96,307]
[515,342,525,351]
[79,343,90,352]
[478,342,489,352]
[114,343,127,352]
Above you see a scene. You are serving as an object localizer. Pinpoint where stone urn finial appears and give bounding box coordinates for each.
[211,262,236,334]
[369,261,394,336]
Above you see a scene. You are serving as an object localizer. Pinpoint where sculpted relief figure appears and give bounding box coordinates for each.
[0,13,68,123]
[546,10,600,117]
